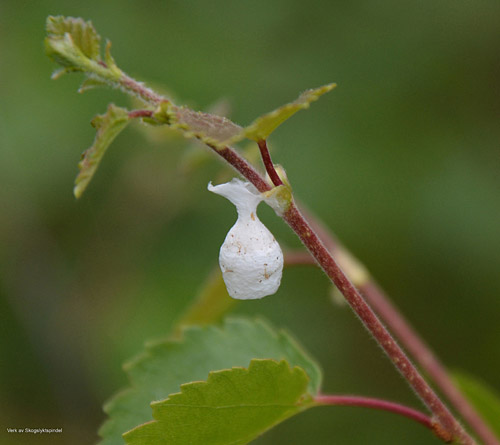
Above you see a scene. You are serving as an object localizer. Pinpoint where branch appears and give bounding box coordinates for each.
[315,394,433,431]
[299,204,499,445]
[280,202,472,444]
[257,139,283,186]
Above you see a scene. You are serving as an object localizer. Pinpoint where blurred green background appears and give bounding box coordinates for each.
[1,1,499,444]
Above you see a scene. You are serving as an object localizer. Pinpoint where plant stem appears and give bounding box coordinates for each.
[257,140,283,186]
[300,206,499,445]
[119,73,165,105]
[214,145,271,192]
[128,109,154,119]
[315,394,433,430]
[360,281,498,444]
[282,202,473,444]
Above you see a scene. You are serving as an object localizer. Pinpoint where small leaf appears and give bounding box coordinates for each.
[152,85,336,148]
[242,83,336,141]
[45,16,101,70]
[78,77,108,93]
[98,318,321,445]
[123,359,315,445]
[46,16,101,61]
[45,16,123,84]
[104,40,118,68]
[74,104,130,198]
[166,104,243,149]
[453,371,500,438]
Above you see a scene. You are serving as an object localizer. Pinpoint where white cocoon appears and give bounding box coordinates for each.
[208,179,283,300]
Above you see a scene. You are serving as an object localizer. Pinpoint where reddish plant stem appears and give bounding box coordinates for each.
[214,145,272,192]
[315,394,433,430]
[120,73,165,105]
[257,140,283,186]
[360,281,498,445]
[128,109,154,119]
[300,205,499,445]
[282,202,471,444]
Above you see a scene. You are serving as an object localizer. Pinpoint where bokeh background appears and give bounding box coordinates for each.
[1,1,499,444]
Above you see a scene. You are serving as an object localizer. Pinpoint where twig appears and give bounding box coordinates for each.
[360,281,498,445]
[281,201,471,444]
[300,204,499,445]
[128,109,154,119]
[257,140,283,186]
[315,394,433,431]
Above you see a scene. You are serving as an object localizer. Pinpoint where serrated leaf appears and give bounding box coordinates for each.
[453,371,500,438]
[242,83,336,141]
[124,359,314,445]
[46,16,101,60]
[99,318,321,445]
[152,85,335,148]
[45,16,101,68]
[45,16,123,85]
[74,104,130,198]
[167,104,243,149]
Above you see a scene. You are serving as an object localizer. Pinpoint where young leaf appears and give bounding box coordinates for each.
[45,16,122,84]
[123,359,315,445]
[46,16,101,62]
[165,104,243,149]
[98,318,321,445]
[242,83,336,142]
[74,104,130,198]
[453,371,500,438]
[161,84,336,149]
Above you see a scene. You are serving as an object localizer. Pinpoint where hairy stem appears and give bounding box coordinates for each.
[360,281,498,444]
[315,394,433,431]
[300,206,498,445]
[282,202,473,443]
[119,73,164,105]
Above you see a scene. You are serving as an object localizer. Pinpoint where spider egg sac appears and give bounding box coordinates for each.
[208,179,284,300]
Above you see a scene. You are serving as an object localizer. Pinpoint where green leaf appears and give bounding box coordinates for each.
[242,83,336,141]
[98,318,321,445]
[151,85,336,148]
[453,371,500,438]
[45,16,122,83]
[46,16,101,62]
[78,77,108,93]
[124,359,314,445]
[74,104,130,198]
[165,104,243,149]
